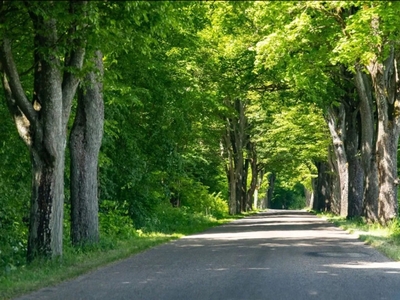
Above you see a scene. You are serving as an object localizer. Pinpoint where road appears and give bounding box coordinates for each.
[17,210,400,300]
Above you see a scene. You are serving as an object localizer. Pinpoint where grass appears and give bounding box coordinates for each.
[317,212,400,261]
[0,212,254,300]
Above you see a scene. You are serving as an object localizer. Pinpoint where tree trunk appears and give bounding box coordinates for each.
[246,142,258,210]
[345,105,364,218]
[223,98,249,214]
[305,186,314,209]
[240,155,249,212]
[266,172,275,209]
[70,51,104,245]
[367,51,400,224]
[327,145,341,214]
[326,105,348,217]
[228,153,237,215]
[223,130,236,215]
[354,66,379,222]
[313,161,331,212]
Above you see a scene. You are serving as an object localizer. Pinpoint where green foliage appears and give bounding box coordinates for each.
[271,181,306,210]
[140,202,222,234]
[168,176,228,218]
[0,101,30,275]
[99,200,137,240]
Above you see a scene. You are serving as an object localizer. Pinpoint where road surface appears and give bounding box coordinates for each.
[17,210,400,300]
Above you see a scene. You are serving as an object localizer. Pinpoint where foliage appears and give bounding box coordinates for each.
[99,200,137,240]
[0,100,30,275]
[271,182,306,210]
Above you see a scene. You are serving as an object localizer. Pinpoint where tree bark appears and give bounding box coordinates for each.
[326,105,348,217]
[354,66,379,222]
[223,98,249,214]
[223,128,236,215]
[367,50,400,224]
[305,186,314,209]
[313,161,331,212]
[70,50,104,245]
[327,145,341,214]
[345,104,364,218]
[246,142,258,210]
[266,172,275,209]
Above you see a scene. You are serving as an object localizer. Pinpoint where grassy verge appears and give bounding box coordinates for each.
[317,212,400,261]
[0,212,255,300]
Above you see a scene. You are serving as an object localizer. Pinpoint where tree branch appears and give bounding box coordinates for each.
[0,37,38,126]
[1,66,32,146]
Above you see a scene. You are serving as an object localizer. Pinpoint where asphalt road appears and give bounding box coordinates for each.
[17,210,400,300]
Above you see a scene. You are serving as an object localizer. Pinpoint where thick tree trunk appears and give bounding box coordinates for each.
[70,51,104,245]
[345,108,364,218]
[326,105,348,217]
[223,99,249,214]
[354,66,379,221]
[367,51,400,224]
[2,24,66,261]
[29,148,64,260]
[313,161,331,212]
[305,187,314,209]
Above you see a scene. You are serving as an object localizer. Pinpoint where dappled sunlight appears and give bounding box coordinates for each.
[183,228,357,241]
[178,212,369,255]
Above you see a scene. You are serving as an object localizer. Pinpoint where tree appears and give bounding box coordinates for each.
[326,1,400,223]
[0,1,87,260]
[70,50,104,246]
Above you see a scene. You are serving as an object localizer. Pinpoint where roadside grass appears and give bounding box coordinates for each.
[317,212,400,261]
[0,211,256,300]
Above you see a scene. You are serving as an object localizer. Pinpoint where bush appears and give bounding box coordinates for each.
[99,200,137,240]
[169,177,228,218]
[140,203,217,234]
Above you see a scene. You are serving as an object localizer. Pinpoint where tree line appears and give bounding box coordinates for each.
[1,1,399,267]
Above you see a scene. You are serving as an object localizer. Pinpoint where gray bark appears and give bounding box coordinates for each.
[326,105,348,217]
[70,50,104,245]
[354,66,379,221]
[223,99,249,214]
[367,50,400,224]
[345,104,364,218]
[304,187,314,209]
[313,161,331,212]
[327,145,341,215]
